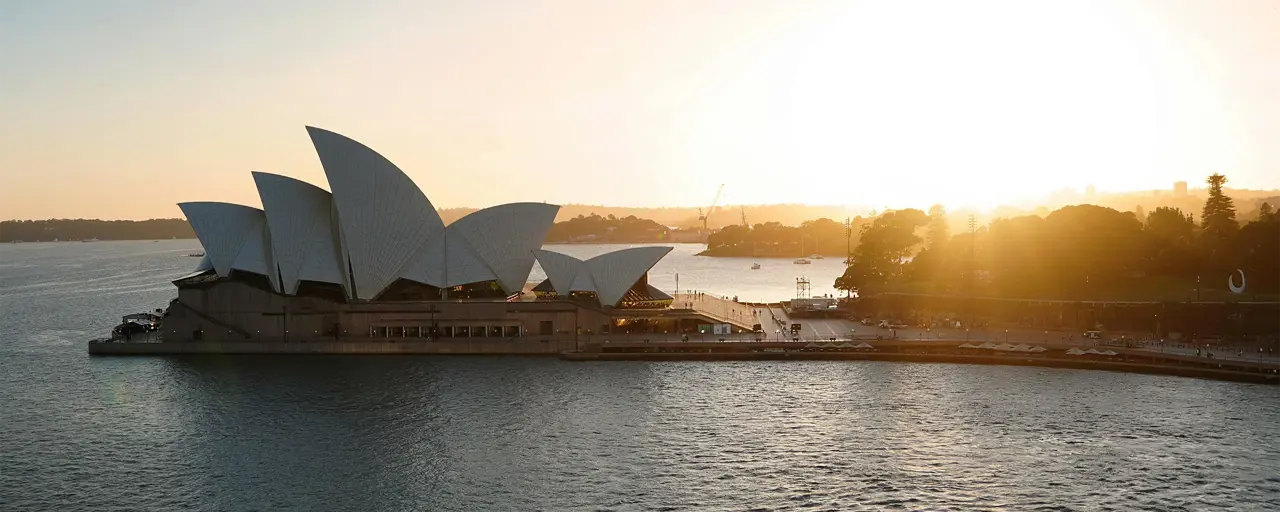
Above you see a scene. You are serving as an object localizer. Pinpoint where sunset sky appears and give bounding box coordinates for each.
[2,0,1277,220]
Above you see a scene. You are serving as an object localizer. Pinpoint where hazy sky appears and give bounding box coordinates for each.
[2,0,1277,220]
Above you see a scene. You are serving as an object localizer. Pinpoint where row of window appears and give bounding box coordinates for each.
[369,325,524,339]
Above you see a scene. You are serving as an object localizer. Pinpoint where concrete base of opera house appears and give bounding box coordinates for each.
[88,339,581,355]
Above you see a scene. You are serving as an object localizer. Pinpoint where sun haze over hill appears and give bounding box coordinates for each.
[2,0,1278,220]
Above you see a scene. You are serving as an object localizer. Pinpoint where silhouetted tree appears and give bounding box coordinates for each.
[926,204,948,251]
[1145,207,1195,247]
[1143,206,1200,278]
[1232,214,1280,294]
[835,209,928,294]
[1201,173,1238,247]
[837,196,1277,301]
[900,205,950,286]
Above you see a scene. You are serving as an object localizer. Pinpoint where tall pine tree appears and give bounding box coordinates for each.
[1200,173,1238,258]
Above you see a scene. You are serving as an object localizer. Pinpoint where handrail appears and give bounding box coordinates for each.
[177,300,252,339]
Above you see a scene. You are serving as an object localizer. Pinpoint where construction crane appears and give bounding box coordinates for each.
[697,183,725,233]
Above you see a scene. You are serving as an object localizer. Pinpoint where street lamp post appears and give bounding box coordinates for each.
[1004,329,1009,343]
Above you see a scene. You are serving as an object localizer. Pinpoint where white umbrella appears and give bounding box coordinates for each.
[854,342,874,349]
[1083,348,1104,355]
[978,342,997,349]
[838,342,855,348]
[994,343,1016,351]
[1065,348,1086,355]
[958,343,977,349]
[1100,350,1118,356]
[804,343,820,348]
[1012,344,1033,352]
[1029,346,1048,353]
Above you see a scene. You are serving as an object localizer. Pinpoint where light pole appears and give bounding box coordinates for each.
[1004,329,1009,343]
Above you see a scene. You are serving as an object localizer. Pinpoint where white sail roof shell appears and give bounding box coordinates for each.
[179,202,265,279]
[230,217,281,291]
[252,172,346,295]
[442,233,497,287]
[533,246,672,306]
[586,246,672,306]
[569,268,598,293]
[179,126,574,300]
[307,126,444,300]
[194,254,213,273]
[399,230,498,288]
[532,249,583,296]
[400,233,447,287]
[448,203,559,293]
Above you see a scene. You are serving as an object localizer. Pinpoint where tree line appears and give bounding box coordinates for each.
[0,218,195,242]
[836,174,1280,300]
[544,214,671,243]
[702,217,871,257]
[1,214,675,244]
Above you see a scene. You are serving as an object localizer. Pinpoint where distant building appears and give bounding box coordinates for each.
[1085,184,1097,202]
[1174,181,1188,198]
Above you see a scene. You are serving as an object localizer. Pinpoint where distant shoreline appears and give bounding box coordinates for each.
[0,218,195,243]
[545,240,702,245]
[697,248,846,258]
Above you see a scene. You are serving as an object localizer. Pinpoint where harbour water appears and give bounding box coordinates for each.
[2,241,1278,510]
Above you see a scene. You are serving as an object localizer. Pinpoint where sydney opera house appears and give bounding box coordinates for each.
[162,127,748,351]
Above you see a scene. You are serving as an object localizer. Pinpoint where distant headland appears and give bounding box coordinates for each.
[0,219,195,242]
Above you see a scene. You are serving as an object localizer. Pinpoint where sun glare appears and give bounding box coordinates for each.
[687,1,1211,211]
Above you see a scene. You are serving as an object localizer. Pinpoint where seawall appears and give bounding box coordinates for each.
[87,339,1279,385]
[561,350,1279,384]
[88,339,575,355]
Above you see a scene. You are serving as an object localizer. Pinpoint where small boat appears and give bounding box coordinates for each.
[187,252,205,257]
[751,263,761,270]
[793,258,811,265]
[810,254,824,260]
[82,237,99,242]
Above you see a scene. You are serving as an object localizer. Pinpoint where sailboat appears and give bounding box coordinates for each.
[794,233,811,264]
[751,263,761,270]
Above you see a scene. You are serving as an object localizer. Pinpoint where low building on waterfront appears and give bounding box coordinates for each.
[159,127,750,349]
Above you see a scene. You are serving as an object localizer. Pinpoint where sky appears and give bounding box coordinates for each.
[1,0,1277,220]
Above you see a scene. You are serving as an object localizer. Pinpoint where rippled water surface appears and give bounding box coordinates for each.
[2,241,1278,511]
